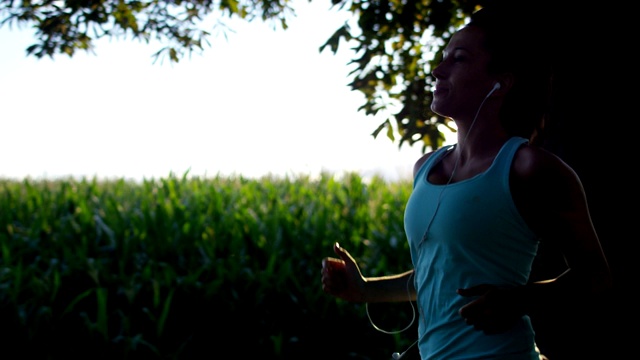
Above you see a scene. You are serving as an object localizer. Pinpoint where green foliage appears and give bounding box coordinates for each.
[0,0,295,63]
[0,172,417,359]
[0,0,484,152]
[321,0,480,152]
[5,0,584,164]
[3,0,567,158]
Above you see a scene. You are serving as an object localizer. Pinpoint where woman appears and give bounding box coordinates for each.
[320,4,612,360]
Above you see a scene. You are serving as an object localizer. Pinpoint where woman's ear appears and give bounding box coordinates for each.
[495,73,515,93]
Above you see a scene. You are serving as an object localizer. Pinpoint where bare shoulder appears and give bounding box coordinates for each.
[413,151,437,179]
[511,143,580,184]
[510,144,588,234]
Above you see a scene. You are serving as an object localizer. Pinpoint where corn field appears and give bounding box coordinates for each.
[0,172,420,359]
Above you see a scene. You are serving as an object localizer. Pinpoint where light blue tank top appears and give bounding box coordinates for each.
[404,137,540,360]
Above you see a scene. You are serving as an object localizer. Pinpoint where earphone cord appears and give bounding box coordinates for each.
[365,271,416,334]
[368,86,498,354]
[418,85,494,247]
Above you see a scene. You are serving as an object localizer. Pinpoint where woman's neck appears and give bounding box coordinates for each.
[454,125,510,167]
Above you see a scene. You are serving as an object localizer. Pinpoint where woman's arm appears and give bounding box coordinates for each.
[457,145,612,334]
[511,145,612,298]
[321,242,416,303]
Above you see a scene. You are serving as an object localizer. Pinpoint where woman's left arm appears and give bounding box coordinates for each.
[457,145,613,334]
[511,145,612,296]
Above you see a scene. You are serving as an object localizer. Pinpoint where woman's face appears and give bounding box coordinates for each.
[430,25,497,120]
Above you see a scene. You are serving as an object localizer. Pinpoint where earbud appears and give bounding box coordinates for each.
[484,82,501,99]
[391,339,419,360]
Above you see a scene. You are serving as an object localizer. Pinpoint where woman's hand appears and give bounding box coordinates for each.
[321,242,367,302]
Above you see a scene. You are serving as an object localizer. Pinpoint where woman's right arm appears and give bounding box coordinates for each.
[321,242,416,303]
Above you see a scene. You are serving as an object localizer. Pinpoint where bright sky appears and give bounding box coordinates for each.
[0,0,443,183]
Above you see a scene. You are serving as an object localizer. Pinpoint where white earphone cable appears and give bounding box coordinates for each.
[372,83,500,359]
[365,271,415,334]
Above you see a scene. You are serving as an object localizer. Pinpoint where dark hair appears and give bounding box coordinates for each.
[466,2,553,143]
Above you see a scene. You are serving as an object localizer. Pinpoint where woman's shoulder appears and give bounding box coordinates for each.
[413,152,433,178]
[512,143,580,185]
[412,145,453,179]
